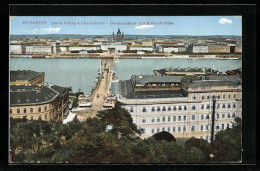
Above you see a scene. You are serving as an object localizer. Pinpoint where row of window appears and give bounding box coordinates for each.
[15,114,48,120]
[10,106,48,114]
[141,113,237,124]
[131,102,237,113]
[192,93,237,100]
[143,123,234,134]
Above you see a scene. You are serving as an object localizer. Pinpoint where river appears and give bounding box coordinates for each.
[10,58,242,94]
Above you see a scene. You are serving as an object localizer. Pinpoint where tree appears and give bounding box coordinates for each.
[210,117,242,162]
[152,131,176,142]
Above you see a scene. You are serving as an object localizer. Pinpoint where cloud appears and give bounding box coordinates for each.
[23,27,61,34]
[41,27,61,33]
[135,25,154,29]
[218,18,232,24]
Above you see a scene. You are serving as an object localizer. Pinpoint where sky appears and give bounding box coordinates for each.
[10,16,242,36]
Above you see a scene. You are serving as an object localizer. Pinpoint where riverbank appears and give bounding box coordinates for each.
[10,53,242,59]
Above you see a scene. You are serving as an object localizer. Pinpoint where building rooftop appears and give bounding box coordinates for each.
[132,75,183,85]
[181,75,242,88]
[10,85,59,106]
[10,70,44,82]
[120,80,186,99]
[154,67,220,76]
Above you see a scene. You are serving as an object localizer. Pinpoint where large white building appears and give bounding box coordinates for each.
[101,44,127,52]
[26,45,53,54]
[118,74,242,142]
[10,44,22,54]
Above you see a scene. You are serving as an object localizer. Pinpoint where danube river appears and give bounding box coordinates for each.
[10,58,242,94]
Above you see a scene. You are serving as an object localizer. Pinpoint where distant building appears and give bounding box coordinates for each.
[187,45,208,54]
[118,74,242,141]
[112,29,124,42]
[25,45,53,54]
[101,44,127,52]
[10,45,22,54]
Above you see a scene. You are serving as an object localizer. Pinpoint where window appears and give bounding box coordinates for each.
[151,117,155,123]
[202,95,205,100]
[157,128,160,133]
[178,127,181,132]
[173,116,176,121]
[173,127,176,132]
[157,107,160,112]
[207,104,210,109]
[162,127,165,131]
[151,107,155,112]
[142,107,147,112]
[173,106,177,111]
[222,114,225,119]
[157,117,160,122]
[217,104,220,109]
[151,129,154,134]
[207,95,210,99]
[222,104,226,109]
[24,108,27,113]
[206,125,209,130]
[130,107,133,112]
[206,114,209,119]
[10,109,12,114]
[162,117,165,122]
[227,113,231,118]
[217,95,220,99]
[17,108,20,113]
[201,114,204,120]
[233,94,236,98]
[223,94,225,99]
[30,108,33,113]
[201,125,203,131]
[178,106,182,110]
[183,126,186,132]
[168,116,171,122]
[39,116,42,120]
[201,104,204,109]
[228,94,231,98]
[168,106,171,111]
[191,126,195,132]
[228,104,231,109]
[193,96,196,100]
[192,105,196,110]
[141,129,146,134]
[227,124,229,129]
[178,116,181,121]
[192,115,195,120]
[222,124,225,129]
[216,125,219,129]
[232,113,236,118]
[44,106,47,111]
[30,116,33,120]
[217,113,220,119]
[233,103,236,109]
[184,105,187,110]
[162,106,166,111]
[45,114,47,120]
[142,118,146,123]
[184,115,186,121]
[38,107,41,112]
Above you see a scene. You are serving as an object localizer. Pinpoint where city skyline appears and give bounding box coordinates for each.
[10,16,242,36]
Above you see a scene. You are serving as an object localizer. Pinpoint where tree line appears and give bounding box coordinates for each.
[9,107,241,163]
